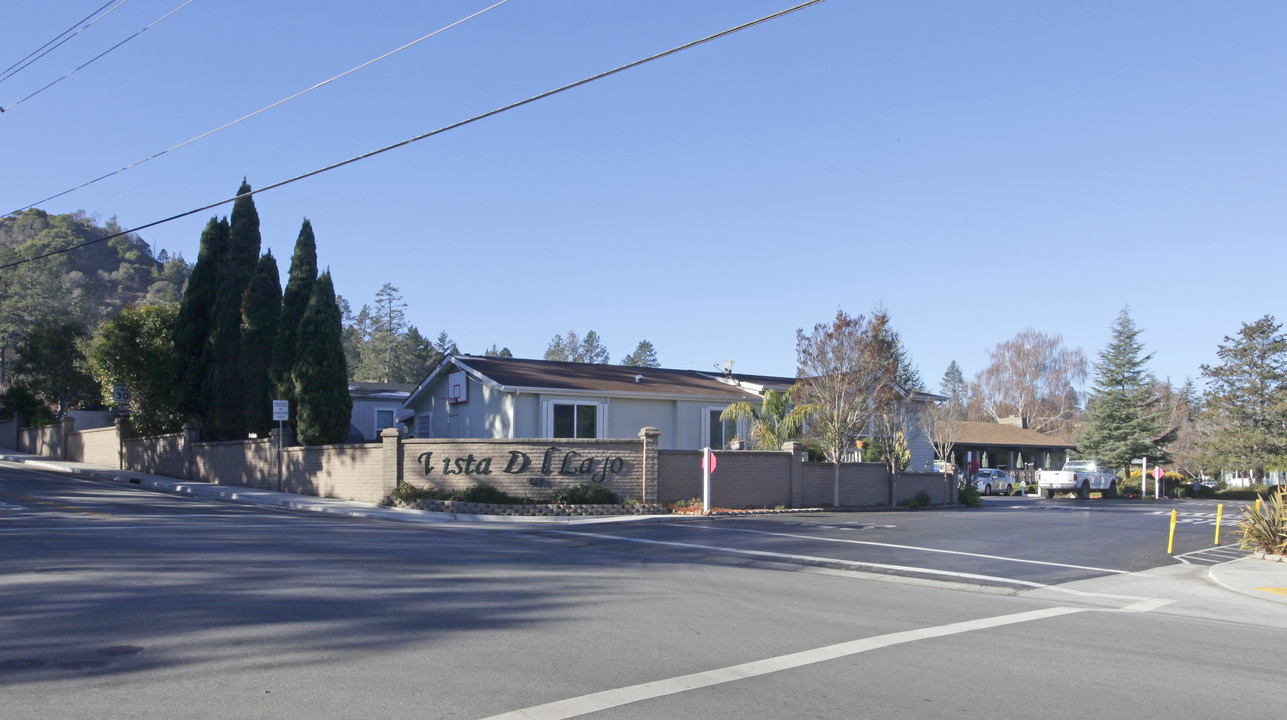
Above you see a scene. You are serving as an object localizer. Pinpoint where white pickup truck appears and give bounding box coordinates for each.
[1036,460,1117,499]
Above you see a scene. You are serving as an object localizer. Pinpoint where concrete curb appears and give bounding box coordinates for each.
[1208,557,1287,605]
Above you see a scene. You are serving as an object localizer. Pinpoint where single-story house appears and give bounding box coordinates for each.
[348,381,417,442]
[403,355,941,464]
[949,420,1076,477]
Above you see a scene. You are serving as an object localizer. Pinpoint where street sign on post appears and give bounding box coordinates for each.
[272,400,289,492]
[702,448,716,514]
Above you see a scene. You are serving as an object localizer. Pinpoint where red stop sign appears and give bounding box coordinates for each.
[702,452,718,473]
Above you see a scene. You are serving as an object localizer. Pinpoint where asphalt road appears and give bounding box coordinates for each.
[2,462,1282,719]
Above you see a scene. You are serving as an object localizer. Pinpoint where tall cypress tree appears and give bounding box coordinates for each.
[1076,308,1176,472]
[174,217,228,423]
[293,271,352,445]
[271,219,318,425]
[204,181,263,439]
[241,252,281,437]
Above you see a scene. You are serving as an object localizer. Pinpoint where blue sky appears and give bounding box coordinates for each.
[2,0,1283,391]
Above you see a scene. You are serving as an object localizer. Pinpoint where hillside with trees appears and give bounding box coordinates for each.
[0,209,189,386]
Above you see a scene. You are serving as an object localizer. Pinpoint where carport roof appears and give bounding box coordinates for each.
[956,421,1075,449]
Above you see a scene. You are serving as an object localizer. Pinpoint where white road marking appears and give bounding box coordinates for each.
[687,524,1131,575]
[479,606,1083,720]
[546,530,1049,588]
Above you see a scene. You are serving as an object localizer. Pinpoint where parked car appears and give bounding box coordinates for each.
[974,469,1015,496]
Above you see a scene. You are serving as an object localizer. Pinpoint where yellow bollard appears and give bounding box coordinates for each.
[1168,509,1177,554]
[1215,504,1224,545]
[1256,497,1262,514]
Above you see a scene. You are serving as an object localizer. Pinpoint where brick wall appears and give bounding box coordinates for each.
[122,432,185,477]
[77,426,123,467]
[894,472,955,505]
[283,443,387,502]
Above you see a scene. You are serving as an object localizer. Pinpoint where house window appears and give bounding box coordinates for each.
[375,409,395,434]
[704,407,739,450]
[553,403,597,438]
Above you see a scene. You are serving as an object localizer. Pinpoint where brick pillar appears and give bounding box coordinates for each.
[59,415,75,460]
[182,423,200,480]
[381,426,402,497]
[782,441,806,508]
[639,427,660,504]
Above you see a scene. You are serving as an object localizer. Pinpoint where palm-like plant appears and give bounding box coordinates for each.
[720,389,811,451]
[1236,487,1287,556]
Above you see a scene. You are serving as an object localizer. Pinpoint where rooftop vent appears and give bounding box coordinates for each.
[635,374,644,384]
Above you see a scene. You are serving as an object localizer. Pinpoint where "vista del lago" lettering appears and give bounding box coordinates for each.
[416,447,627,484]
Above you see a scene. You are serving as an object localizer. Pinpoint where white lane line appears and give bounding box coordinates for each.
[687,524,1130,575]
[480,606,1083,720]
[546,530,1048,588]
[1119,598,1176,613]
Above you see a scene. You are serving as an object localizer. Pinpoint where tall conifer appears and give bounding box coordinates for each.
[293,272,352,445]
[241,252,281,437]
[1076,309,1176,471]
[174,217,228,423]
[271,219,318,424]
[205,181,263,439]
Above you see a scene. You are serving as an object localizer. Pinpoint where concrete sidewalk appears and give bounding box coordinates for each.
[0,450,671,527]
[1208,556,1287,605]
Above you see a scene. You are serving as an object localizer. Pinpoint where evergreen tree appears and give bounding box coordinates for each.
[938,361,968,421]
[357,283,408,382]
[433,331,458,357]
[621,340,660,368]
[271,219,317,423]
[484,344,512,358]
[204,181,263,439]
[293,272,352,445]
[11,320,97,420]
[390,326,437,383]
[1199,315,1287,479]
[1076,309,1176,472]
[241,252,281,437]
[174,217,228,422]
[544,329,609,363]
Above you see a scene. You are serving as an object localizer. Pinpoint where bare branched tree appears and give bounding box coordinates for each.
[794,308,897,506]
[974,328,1087,437]
[919,398,964,478]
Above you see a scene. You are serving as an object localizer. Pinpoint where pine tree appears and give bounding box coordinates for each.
[203,182,262,440]
[293,272,352,445]
[358,283,408,382]
[621,340,660,368]
[1199,315,1287,479]
[271,219,317,423]
[174,217,228,423]
[241,252,281,437]
[938,361,968,420]
[1076,309,1176,472]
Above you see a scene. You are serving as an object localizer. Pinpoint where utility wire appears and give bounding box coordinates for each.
[0,0,128,85]
[0,0,829,272]
[9,0,512,214]
[1,0,194,115]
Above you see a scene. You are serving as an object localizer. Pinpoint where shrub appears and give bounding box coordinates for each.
[898,490,933,509]
[1235,487,1287,556]
[551,483,620,505]
[957,482,982,507]
[447,483,529,505]
[389,482,447,505]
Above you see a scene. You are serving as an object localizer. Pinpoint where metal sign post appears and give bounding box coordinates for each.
[701,447,717,514]
[272,400,289,492]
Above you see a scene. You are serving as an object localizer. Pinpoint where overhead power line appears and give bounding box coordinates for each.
[0,0,195,115]
[8,0,513,214]
[0,0,829,272]
[0,0,128,85]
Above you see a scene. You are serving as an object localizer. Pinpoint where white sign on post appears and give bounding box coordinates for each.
[272,400,289,422]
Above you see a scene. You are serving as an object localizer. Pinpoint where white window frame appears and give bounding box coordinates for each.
[701,406,744,450]
[374,408,396,435]
[541,397,608,439]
